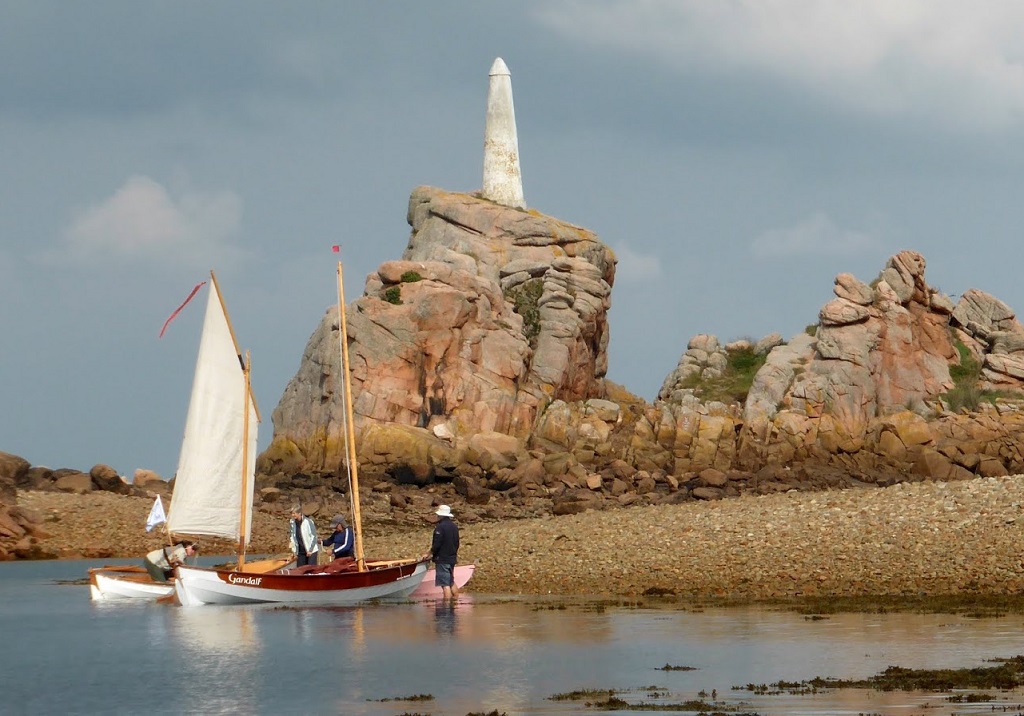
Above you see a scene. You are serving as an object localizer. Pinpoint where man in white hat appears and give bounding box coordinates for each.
[430,504,460,599]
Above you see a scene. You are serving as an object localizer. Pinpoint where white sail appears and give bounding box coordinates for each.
[167,280,258,542]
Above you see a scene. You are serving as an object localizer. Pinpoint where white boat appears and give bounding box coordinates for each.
[175,260,429,606]
[89,566,174,601]
[90,272,269,601]
[410,564,476,599]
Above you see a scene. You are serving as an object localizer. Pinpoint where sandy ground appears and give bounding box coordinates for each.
[17,474,1024,601]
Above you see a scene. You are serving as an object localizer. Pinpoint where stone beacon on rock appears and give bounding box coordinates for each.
[482,57,525,209]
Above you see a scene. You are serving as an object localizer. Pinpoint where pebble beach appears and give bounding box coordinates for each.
[18,474,1024,602]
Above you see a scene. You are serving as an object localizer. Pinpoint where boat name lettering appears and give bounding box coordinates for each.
[228,574,263,586]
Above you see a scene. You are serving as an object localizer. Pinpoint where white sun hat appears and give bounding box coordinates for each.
[435,504,453,518]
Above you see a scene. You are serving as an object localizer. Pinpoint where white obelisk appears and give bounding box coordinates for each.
[482,57,525,209]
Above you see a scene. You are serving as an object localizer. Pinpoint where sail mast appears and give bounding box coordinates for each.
[207,270,261,565]
[237,349,252,569]
[337,261,366,572]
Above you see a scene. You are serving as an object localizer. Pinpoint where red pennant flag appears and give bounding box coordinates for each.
[159,281,207,338]
[331,245,340,253]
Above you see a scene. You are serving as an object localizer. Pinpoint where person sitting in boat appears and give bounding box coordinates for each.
[143,540,198,582]
[322,514,354,561]
[288,503,320,567]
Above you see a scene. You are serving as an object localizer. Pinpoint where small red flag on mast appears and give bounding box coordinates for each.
[159,281,207,338]
[331,245,340,253]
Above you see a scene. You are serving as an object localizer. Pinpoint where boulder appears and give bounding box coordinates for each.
[0,477,15,506]
[452,474,491,504]
[54,472,93,494]
[465,432,522,472]
[90,464,131,495]
[0,452,30,489]
[551,488,603,515]
[20,466,55,490]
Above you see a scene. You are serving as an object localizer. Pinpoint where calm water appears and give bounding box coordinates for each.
[2,559,1024,716]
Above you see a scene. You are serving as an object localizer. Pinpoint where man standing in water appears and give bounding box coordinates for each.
[430,504,460,600]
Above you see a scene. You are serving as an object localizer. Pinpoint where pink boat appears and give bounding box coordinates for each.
[410,564,476,598]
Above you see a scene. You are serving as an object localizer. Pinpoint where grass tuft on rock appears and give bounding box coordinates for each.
[940,336,1019,412]
[680,345,767,404]
[504,279,543,346]
[384,286,402,305]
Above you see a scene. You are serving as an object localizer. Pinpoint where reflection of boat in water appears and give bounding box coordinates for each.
[411,564,476,598]
[175,261,428,606]
[174,605,261,654]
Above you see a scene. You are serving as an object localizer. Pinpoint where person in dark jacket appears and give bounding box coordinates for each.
[322,514,354,560]
[430,504,460,599]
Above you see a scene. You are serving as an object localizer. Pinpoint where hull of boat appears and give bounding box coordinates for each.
[174,558,430,606]
[89,567,174,601]
[410,564,476,598]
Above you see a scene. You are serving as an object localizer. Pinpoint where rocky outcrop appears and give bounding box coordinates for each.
[489,250,1024,497]
[950,288,1024,387]
[0,452,46,560]
[738,251,958,462]
[262,186,616,475]
[248,199,1024,523]
[599,250,1024,486]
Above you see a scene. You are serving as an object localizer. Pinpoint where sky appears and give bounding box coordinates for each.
[5,1,1024,478]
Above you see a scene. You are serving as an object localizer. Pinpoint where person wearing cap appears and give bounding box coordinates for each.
[143,540,198,582]
[322,514,354,560]
[430,504,460,599]
[288,503,320,567]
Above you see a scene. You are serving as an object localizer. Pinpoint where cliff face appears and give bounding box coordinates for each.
[262,186,616,475]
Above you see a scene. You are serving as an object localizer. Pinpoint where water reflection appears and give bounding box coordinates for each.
[170,608,262,714]
[432,599,457,636]
[8,560,1024,716]
[173,605,261,654]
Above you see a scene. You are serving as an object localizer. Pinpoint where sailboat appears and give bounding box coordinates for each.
[174,261,429,606]
[89,272,279,601]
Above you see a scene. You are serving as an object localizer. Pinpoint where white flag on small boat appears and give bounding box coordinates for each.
[146,495,166,532]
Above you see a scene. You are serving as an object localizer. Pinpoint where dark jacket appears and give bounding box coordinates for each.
[322,526,354,559]
[430,517,459,565]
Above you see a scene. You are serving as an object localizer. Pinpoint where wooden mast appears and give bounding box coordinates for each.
[237,349,252,569]
[207,270,261,569]
[337,261,366,572]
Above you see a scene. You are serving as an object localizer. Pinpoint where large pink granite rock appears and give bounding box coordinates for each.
[262,187,616,475]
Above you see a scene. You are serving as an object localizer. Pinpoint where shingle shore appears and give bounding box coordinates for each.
[19,475,1024,601]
